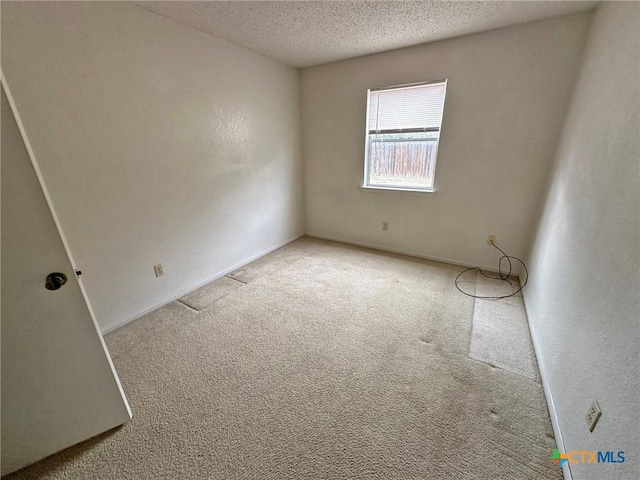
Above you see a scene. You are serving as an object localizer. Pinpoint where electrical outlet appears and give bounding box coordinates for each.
[486,235,496,246]
[154,264,164,278]
[586,399,601,432]
[382,221,389,231]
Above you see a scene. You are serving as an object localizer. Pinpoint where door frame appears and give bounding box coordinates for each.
[1,71,132,419]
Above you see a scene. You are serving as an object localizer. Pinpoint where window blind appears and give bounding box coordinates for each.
[368,81,447,133]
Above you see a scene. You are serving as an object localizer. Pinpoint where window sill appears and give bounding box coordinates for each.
[361,185,436,194]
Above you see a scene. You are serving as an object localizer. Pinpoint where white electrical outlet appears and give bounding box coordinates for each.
[382,221,389,231]
[486,235,496,246]
[586,399,601,432]
[154,264,164,278]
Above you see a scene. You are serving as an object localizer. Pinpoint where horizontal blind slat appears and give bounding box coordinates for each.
[368,81,446,131]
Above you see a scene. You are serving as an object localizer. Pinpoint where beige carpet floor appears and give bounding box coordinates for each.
[6,237,561,480]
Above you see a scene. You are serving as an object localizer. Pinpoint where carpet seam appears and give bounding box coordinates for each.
[176,300,201,313]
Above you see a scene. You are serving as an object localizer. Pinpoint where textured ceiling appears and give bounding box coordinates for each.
[132,1,598,68]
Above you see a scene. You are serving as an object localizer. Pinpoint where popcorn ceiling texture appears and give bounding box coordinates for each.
[7,238,559,479]
[133,0,597,67]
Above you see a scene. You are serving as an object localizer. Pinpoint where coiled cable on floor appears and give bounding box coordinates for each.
[454,240,529,300]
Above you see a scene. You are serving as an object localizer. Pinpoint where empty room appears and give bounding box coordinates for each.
[1,1,638,479]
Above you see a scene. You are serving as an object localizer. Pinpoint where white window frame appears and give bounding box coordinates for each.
[362,79,447,193]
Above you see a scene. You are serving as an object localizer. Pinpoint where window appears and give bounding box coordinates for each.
[363,80,447,192]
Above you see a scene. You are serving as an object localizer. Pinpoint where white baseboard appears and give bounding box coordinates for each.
[102,233,305,335]
[306,232,509,275]
[521,289,572,480]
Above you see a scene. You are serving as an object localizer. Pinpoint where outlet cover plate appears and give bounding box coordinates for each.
[154,264,164,277]
[586,399,601,432]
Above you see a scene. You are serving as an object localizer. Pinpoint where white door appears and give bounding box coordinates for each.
[1,84,131,475]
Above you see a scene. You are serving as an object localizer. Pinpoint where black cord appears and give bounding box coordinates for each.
[454,240,529,300]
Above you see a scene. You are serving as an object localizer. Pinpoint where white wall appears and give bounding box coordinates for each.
[1,1,304,332]
[523,3,639,480]
[300,13,592,271]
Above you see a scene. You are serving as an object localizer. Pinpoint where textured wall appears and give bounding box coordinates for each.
[1,2,304,332]
[300,13,592,271]
[523,3,639,480]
